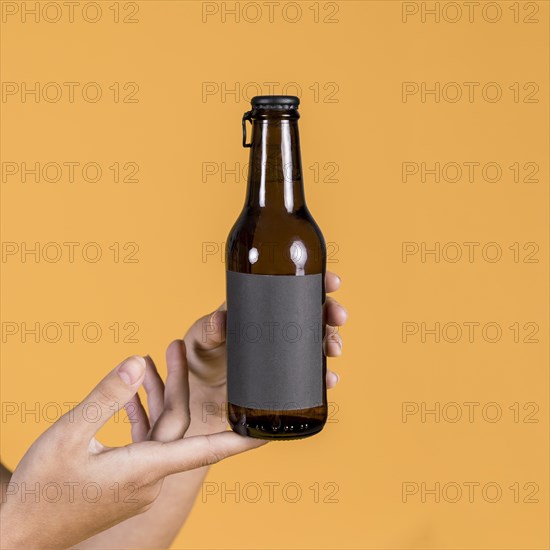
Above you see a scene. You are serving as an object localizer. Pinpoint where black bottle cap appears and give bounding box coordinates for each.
[251,96,300,110]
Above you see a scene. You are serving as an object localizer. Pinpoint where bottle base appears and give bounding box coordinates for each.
[228,403,327,440]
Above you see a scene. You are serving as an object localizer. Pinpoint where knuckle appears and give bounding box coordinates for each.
[202,435,224,466]
[94,385,119,409]
[325,326,339,341]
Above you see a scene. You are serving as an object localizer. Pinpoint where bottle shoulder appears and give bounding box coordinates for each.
[226,207,326,274]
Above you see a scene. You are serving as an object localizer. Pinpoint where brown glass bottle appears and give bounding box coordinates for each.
[226,96,327,440]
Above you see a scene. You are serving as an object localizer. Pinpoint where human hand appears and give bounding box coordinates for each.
[0,349,264,550]
[183,271,347,430]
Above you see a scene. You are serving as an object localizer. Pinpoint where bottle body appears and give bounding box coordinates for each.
[225,96,327,440]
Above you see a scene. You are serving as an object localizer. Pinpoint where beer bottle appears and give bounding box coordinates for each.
[226,95,327,439]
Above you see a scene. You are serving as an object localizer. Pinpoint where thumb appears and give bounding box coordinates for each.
[184,303,226,352]
[70,355,146,439]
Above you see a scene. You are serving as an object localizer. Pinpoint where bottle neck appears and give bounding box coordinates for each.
[245,116,305,213]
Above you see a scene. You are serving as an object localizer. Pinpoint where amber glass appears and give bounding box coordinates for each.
[226,102,327,439]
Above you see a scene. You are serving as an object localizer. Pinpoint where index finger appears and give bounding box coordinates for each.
[151,432,267,478]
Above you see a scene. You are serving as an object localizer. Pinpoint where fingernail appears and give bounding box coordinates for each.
[329,338,342,356]
[117,356,146,385]
[339,307,348,322]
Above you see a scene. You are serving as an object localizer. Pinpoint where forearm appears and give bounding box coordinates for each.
[74,467,210,550]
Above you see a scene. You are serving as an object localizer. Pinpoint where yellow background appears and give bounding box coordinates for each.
[1,1,548,548]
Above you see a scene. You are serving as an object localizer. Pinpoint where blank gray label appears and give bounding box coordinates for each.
[226,271,324,411]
